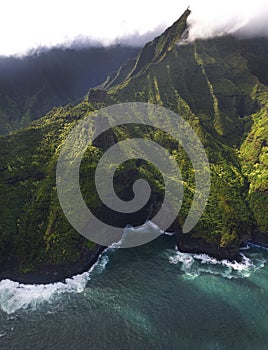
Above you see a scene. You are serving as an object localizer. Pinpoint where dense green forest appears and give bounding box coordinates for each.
[0,9,267,275]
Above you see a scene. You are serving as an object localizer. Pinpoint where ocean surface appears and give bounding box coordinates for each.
[1,222,268,350]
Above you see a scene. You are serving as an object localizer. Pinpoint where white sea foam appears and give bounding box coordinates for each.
[163,231,176,236]
[168,249,266,280]
[0,221,164,315]
[0,249,110,315]
[248,242,268,251]
[120,220,174,245]
[119,221,164,247]
[3,221,265,314]
[240,244,251,251]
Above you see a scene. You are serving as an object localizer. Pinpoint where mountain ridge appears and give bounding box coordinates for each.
[100,8,191,91]
[0,10,267,282]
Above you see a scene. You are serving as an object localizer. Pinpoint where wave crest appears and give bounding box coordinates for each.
[168,249,266,280]
[0,251,110,315]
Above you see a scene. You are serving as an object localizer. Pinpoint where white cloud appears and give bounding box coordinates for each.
[187,0,268,40]
[1,0,268,56]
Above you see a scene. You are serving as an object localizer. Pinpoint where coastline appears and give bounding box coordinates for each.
[0,245,106,285]
[0,232,267,285]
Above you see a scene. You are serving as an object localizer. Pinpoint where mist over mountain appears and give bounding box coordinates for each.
[0,45,140,134]
[0,9,267,280]
[1,0,268,56]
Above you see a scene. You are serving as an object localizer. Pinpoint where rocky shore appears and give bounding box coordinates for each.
[0,245,105,285]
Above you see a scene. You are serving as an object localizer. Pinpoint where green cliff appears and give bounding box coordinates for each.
[0,9,267,278]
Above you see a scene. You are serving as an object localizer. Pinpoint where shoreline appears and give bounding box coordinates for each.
[0,245,106,285]
[0,236,267,286]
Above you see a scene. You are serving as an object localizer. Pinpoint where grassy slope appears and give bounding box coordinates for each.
[0,11,267,272]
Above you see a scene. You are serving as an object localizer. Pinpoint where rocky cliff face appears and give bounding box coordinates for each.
[0,10,267,278]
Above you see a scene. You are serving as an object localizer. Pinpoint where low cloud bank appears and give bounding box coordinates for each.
[1,0,268,56]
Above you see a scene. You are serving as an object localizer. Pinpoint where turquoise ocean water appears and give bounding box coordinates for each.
[1,223,268,349]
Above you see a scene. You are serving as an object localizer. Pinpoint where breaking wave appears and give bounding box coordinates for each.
[0,249,111,315]
[168,248,266,280]
[0,221,161,315]
[1,220,267,314]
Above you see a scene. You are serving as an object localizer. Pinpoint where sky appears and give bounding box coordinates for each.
[1,0,268,56]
